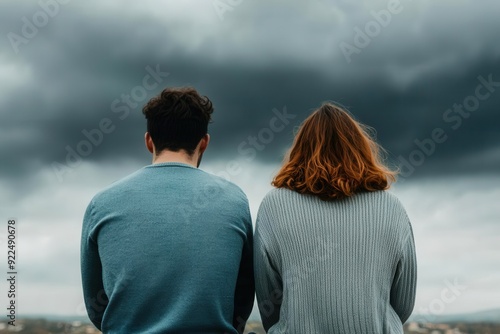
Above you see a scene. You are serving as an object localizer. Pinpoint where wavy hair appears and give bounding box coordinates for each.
[142,87,213,155]
[272,103,397,200]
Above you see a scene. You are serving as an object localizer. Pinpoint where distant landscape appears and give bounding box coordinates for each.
[1,309,498,334]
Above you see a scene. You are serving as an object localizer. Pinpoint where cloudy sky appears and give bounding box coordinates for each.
[1,0,499,321]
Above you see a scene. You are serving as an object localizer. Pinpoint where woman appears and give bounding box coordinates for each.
[254,103,417,334]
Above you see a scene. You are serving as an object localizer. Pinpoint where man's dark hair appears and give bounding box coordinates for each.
[142,87,214,155]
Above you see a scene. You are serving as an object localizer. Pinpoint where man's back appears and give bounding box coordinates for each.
[81,162,254,334]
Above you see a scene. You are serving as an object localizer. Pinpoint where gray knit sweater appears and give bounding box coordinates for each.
[254,188,417,334]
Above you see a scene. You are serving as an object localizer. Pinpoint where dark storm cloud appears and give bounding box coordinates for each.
[1,1,499,316]
[0,0,499,183]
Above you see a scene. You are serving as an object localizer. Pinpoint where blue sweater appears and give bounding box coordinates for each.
[254,188,417,334]
[81,162,254,334]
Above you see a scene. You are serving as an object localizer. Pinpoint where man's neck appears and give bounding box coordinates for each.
[152,150,198,167]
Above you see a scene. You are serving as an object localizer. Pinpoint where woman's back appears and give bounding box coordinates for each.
[254,188,416,334]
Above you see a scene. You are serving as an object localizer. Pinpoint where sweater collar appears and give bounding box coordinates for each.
[145,162,197,169]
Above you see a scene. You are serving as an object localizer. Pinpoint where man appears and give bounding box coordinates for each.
[81,87,254,333]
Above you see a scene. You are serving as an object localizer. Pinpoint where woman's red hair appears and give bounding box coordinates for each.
[272,103,397,200]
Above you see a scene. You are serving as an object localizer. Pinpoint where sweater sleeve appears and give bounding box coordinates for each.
[254,203,283,332]
[80,200,108,330]
[390,224,417,324]
[232,203,255,334]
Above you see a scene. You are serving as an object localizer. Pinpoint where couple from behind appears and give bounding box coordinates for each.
[81,87,417,334]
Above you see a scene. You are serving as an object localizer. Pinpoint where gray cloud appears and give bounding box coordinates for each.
[1,0,499,184]
[2,4,500,187]
[1,0,499,317]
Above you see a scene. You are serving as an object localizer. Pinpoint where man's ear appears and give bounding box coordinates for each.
[145,132,155,154]
[198,134,210,154]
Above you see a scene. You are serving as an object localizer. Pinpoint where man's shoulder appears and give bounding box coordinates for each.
[90,166,250,206]
[90,168,146,204]
[199,170,249,203]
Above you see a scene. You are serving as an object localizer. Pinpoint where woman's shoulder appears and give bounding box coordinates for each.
[258,188,300,216]
[260,188,408,215]
[263,187,293,200]
[364,190,412,228]
[358,189,405,207]
[261,187,306,206]
[261,188,404,206]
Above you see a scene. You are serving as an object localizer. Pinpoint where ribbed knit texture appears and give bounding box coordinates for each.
[81,162,254,334]
[254,188,417,334]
